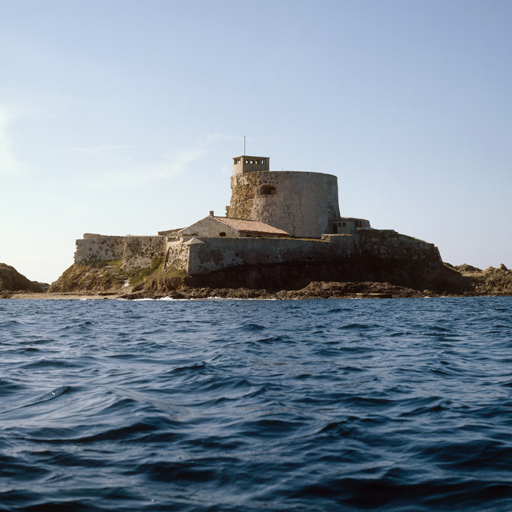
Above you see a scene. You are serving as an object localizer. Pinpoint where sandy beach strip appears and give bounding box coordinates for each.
[5,292,124,300]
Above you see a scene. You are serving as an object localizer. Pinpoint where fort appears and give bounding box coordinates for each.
[74,155,442,284]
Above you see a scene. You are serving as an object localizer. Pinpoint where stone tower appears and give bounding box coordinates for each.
[227,155,341,238]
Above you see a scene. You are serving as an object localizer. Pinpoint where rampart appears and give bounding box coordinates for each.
[165,230,442,276]
[165,235,356,275]
[75,234,125,263]
[122,236,166,270]
[75,228,441,279]
[357,229,441,269]
[75,234,165,270]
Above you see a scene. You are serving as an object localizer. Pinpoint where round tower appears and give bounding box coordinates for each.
[227,156,341,238]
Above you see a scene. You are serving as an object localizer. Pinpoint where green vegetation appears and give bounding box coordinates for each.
[49,258,188,294]
[129,257,162,287]
[132,259,187,293]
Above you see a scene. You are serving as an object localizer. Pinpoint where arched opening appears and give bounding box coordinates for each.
[260,184,276,195]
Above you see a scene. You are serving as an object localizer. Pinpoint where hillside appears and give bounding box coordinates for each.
[0,264,49,296]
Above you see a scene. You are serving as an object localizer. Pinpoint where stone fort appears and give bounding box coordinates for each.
[75,155,440,277]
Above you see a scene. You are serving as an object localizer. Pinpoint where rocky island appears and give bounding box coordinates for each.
[3,155,512,300]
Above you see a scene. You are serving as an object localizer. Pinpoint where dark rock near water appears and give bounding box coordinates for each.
[49,256,512,300]
[0,264,48,296]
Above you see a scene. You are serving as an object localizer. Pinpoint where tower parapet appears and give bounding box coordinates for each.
[233,155,269,175]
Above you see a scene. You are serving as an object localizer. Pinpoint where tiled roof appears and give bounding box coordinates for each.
[213,217,289,236]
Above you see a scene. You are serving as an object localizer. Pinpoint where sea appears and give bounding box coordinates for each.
[1,296,512,512]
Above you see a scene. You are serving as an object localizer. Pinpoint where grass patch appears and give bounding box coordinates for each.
[50,257,189,294]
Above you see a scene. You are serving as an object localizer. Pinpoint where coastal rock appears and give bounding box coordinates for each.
[44,257,502,300]
[0,263,48,296]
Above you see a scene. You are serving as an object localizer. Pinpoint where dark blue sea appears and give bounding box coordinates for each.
[1,297,512,511]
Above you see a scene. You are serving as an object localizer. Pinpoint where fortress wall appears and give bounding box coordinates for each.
[122,236,166,270]
[357,230,442,267]
[165,240,190,271]
[184,236,358,275]
[165,230,442,277]
[75,235,125,263]
[228,171,341,238]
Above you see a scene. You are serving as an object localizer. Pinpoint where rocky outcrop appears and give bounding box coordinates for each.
[47,250,512,300]
[48,258,183,295]
[48,261,129,293]
[0,263,48,296]
[445,263,512,296]
[178,257,447,292]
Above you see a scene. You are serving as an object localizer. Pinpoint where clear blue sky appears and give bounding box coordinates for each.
[1,0,511,283]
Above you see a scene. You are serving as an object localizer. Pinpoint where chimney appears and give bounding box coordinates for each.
[209,211,214,217]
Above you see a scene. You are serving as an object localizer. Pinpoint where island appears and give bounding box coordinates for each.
[3,155,512,299]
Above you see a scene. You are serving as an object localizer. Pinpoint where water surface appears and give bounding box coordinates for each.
[1,297,512,511]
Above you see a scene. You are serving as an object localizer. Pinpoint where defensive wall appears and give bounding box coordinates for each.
[75,229,441,278]
[357,229,441,265]
[75,234,125,263]
[165,230,441,276]
[165,235,357,275]
[75,234,165,270]
[227,171,341,238]
[122,236,166,271]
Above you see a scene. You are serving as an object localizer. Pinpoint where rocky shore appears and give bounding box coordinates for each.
[2,260,512,300]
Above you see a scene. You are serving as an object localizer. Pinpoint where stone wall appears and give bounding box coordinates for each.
[75,229,443,286]
[173,235,358,275]
[74,234,166,270]
[227,171,341,238]
[122,236,166,270]
[357,230,441,269]
[165,240,191,271]
[75,234,125,263]
[165,230,442,277]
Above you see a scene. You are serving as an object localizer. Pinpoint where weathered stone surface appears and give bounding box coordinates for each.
[228,171,341,238]
[74,234,166,271]
[75,234,125,263]
[122,236,165,271]
[166,230,443,279]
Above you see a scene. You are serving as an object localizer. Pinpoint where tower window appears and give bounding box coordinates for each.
[260,184,276,195]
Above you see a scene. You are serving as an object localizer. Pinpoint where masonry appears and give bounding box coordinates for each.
[75,234,165,270]
[227,170,341,238]
[165,230,441,276]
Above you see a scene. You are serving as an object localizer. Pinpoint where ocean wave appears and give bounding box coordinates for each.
[0,297,511,510]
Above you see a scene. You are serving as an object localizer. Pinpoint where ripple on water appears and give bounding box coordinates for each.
[0,296,511,511]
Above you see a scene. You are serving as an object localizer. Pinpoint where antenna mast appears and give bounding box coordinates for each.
[243,135,246,156]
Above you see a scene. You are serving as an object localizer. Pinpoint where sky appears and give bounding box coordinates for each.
[1,0,512,283]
